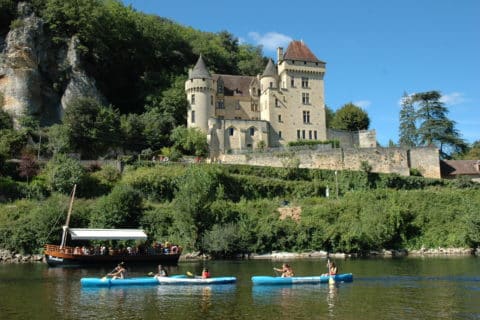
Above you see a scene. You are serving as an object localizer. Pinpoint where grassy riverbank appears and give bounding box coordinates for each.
[1,163,479,256]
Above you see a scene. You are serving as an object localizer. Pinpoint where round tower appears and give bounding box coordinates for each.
[185,55,215,133]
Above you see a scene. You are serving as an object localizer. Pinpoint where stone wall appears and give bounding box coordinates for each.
[220,146,440,178]
[327,129,377,148]
[408,147,440,178]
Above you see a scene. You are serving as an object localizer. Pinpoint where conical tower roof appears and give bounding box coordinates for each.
[190,55,211,79]
[261,59,276,77]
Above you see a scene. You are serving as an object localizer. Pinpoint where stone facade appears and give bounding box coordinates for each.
[186,41,330,158]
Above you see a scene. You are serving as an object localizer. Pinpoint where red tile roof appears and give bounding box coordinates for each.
[283,40,323,62]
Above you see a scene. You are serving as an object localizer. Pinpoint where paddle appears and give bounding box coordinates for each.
[102,267,117,281]
[327,258,335,285]
[186,271,194,277]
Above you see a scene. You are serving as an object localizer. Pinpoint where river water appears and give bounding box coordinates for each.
[0,257,479,319]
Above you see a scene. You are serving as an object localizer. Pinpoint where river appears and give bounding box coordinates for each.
[0,256,479,319]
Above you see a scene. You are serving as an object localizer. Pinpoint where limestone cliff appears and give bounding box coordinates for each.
[0,2,104,126]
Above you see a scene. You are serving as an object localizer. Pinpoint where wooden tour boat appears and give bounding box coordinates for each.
[44,185,181,267]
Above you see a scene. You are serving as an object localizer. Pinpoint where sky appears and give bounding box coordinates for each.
[122,0,479,146]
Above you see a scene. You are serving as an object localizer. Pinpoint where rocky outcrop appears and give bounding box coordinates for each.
[0,2,104,126]
[0,249,43,263]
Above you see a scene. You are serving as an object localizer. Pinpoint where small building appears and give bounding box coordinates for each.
[440,160,480,182]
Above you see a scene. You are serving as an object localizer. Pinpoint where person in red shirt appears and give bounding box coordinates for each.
[201,268,210,279]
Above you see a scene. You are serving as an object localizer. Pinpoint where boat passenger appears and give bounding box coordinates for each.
[274,263,294,277]
[201,268,211,279]
[108,262,127,279]
[156,264,168,277]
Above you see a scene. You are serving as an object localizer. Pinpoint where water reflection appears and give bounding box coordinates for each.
[327,282,338,317]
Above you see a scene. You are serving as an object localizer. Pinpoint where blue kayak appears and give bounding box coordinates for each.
[81,276,158,287]
[251,273,353,285]
[156,276,237,285]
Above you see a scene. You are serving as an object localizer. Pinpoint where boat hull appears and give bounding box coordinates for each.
[44,245,181,267]
[156,276,237,285]
[251,273,353,285]
[81,277,158,287]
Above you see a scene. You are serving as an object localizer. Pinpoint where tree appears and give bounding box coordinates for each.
[331,103,370,131]
[47,124,72,155]
[170,126,208,157]
[455,140,480,160]
[237,44,268,76]
[120,113,146,153]
[413,91,467,158]
[141,107,173,151]
[0,108,13,130]
[63,98,121,158]
[324,105,335,129]
[89,185,143,228]
[18,153,39,184]
[399,92,418,147]
[44,154,85,194]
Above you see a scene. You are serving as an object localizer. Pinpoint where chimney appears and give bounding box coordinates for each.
[277,47,283,63]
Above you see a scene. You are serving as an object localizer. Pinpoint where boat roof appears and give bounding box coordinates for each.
[69,229,148,240]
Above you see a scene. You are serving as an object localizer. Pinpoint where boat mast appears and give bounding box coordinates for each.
[60,184,76,249]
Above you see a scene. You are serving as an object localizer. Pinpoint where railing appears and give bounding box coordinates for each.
[44,244,182,256]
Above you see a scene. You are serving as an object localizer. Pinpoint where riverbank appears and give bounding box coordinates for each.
[2,247,478,264]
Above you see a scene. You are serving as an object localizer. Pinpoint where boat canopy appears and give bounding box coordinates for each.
[68,229,148,240]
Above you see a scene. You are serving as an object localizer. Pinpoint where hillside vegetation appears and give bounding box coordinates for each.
[1,163,479,256]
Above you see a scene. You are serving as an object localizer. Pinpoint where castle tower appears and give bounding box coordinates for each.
[185,55,215,133]
[259,59,278,122]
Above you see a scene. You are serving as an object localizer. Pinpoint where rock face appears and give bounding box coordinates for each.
[0,2,104,126]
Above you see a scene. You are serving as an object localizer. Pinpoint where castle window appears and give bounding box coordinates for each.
[234,116,242,120]
[191,110,195,123]
[257,89,261,96]
[314,130,317,140]
[191,94,195,105]
[275,98,279,107]
[217,81,224,93]
[210,95,213,105]
[229,127,234,136]
[249,127,255,136]
[301,77,309,88]
[303,111,310,124]
[235,101,241,110]
[302,93,310,105]
[279,131,282,139]
[297,130,301,139]
[217,100,224,109]
[269,82,273,88]
[309,130,312,139]
[302,130,305,139]
[278,114,282,122]
[290,77,295,88]
[304,61,307,65]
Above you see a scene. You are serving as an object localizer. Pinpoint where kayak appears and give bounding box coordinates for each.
[155,276,237,285]
[251,273,353,285]
[81,276,158,287]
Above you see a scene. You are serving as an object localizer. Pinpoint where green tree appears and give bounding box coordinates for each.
[173,166,220,249]
[455,140,480,160]
[237,44,267,75]
[413,91,467,158]
[170,126,208,157]
[120,113,146,153]
[0,108,13,130]
[141,107,173,151]
[47,124,72,155]
[89,185,143,228]
[63,98,121,158]
[325,105,335,129]
[331,103,370,131]
[399,92,418,147]
[44,154,85,194]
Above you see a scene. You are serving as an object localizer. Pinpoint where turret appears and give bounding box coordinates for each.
[185,55,215,133]
[260,59,277,92]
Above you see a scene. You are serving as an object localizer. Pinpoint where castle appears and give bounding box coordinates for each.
[186,40,347,157]
[185,40,442,179]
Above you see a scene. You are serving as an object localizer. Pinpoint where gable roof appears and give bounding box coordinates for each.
[283,40,324,63]
[441,160,480,176]
[213,74,255,97]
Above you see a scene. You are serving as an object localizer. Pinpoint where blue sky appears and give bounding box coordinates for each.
[123,0,479,146]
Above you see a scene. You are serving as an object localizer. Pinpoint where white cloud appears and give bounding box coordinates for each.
[440,92,468,105]
[248,32,293,52]
[353,100,371,109]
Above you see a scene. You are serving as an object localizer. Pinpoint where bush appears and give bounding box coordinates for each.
[44,154,86,194]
